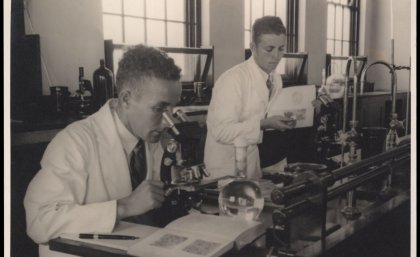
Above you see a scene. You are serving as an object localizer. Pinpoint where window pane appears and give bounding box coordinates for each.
[327,39,334,54]
[275,59,286,74]
[167,22,185,47]
[245,0,291,50]
[146,0,165,19]
[327,4,335,39]
[146,20,165,46]
[343,8,350,40]
[113,49,125,74]
[102,0,122,14]
[335,7,343,40]
[244,30,251,48]
[264,0,276,16]
[334,41,342,56]
[252,0,264,21]
[103,14,123,43]
[167,0,185,21]
[124,0,144,16]
[276,0,287,20]
[244,0,251,30]
[331,60,345,75]
[124,17,145,44]
[342,41,350,56]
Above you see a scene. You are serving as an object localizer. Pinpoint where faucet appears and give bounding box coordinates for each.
[339,56,362,220]
[360,61,396,111]
[360,61,403,196]
[360,61,403,150]
[339,56,359,167]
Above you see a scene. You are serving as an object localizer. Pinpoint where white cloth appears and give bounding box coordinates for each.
[204,57,284,179]
[24,99,163,257]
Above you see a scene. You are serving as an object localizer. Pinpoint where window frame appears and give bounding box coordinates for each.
[102,0,201,47]
[244,0,299,53]
[326,0,360,56]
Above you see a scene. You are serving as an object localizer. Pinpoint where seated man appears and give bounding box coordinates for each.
[24,44,182,257]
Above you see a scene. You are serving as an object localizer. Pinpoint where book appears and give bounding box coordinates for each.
[127,212,265,257]
[267,85,316,128]
[59,221,158,251]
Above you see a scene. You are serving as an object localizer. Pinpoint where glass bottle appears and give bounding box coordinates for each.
[78,67,93,96]
[78,67,85,93]
[93,59,114,110]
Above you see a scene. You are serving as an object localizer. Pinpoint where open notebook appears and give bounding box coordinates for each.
[127,212,265,257]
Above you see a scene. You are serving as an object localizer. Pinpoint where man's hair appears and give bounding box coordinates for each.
[252,16,286,44]
[116,44,182,95]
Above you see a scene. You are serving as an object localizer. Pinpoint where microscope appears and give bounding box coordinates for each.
[312,70,342,166]
[157,110,210,225]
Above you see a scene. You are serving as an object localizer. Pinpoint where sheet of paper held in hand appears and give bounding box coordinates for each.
[267,85,316,128]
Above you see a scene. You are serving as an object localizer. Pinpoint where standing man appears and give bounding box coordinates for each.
[205,16,295,179]
[24,45,182,257]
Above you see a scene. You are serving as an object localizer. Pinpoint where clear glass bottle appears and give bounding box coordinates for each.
[93,59,114,110]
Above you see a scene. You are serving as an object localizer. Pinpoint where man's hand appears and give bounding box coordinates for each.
[261,115,296,131]
[117,180,165,220]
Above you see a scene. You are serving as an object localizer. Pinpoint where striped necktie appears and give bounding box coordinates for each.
[266,74,274,99]
[129,139,147,190]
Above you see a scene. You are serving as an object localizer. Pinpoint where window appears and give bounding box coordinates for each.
[102,0,201,47]
[244,0,298,52]
[326,0,360,56]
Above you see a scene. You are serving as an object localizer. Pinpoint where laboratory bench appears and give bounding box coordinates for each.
[47,139,411,257]
[9,90,411,257]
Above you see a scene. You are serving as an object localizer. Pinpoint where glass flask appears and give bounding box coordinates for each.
[218,141,264,221]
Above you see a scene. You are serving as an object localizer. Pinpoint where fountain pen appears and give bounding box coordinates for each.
[79,233,139,240]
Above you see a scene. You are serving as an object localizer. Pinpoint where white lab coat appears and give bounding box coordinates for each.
[24,99,163,257]
[204,57,283,179]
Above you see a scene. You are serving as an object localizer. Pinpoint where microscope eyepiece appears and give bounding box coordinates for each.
[163,112,180,136]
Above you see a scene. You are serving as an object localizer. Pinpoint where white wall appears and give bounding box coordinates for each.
[298,0,327,85]
[202,0,245,81]
[24,0,104,95]
[360,0,411,92]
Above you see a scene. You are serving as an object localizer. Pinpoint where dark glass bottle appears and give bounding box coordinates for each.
[78,67,85,92]
[93,59,114,110]
[78,67,93,96]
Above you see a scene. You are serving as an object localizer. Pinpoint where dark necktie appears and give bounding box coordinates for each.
[129,140,147,190]
[266,74,274,99]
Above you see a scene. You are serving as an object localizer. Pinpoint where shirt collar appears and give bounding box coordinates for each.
[250,56,272,82]
[113,110,139,155]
